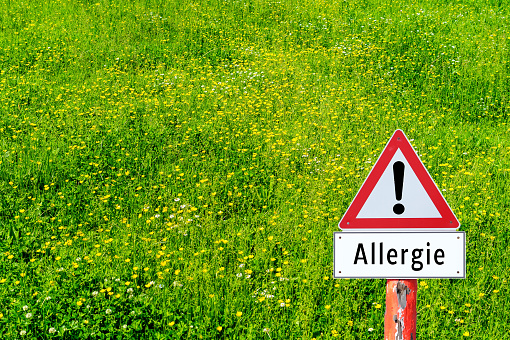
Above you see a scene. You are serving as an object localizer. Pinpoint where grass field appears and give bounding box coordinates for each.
[1,0,509,338]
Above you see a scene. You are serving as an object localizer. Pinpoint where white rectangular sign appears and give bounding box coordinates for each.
[333,232,465,279]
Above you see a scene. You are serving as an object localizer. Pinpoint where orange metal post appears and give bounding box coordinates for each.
[384,279,417,340]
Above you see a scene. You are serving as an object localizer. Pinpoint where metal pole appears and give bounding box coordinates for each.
[384,279,417,340]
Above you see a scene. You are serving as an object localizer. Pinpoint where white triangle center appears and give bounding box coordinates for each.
[357,149,441,219]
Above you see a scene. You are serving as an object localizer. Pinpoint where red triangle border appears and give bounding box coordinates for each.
[339,130,460,230]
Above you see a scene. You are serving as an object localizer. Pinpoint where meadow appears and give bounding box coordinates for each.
[0,0,509,338]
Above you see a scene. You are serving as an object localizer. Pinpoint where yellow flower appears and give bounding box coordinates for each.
[463,331,470,336]
[375,304,382,309]
[168,321,175,326]
[216,326,222,331]
[0,312,3,318]
[236,311,242,317]
[77,301,83,306]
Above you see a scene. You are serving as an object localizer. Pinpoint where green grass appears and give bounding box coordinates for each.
[0,0,509,338]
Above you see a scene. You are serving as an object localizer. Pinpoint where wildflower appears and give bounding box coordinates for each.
[25,313,32,319]
[106,308,112,314]
[48,328,56,334]
[368,328,374,332]
[216,326,222,331]
[20,330,27,336]
[23,305,29,311]
[122,325,128,329]
[236,311,242,317]
[92,291,98,296]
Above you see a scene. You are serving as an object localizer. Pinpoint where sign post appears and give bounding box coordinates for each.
[334,130,465,339]
[385,279,417,340]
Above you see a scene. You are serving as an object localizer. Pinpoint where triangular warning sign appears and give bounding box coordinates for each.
[339,130,459,230]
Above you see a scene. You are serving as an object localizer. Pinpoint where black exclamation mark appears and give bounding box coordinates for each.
[393,161,405,215]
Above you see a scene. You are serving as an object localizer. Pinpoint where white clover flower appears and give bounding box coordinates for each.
[20,330,27,336]
[239,264,245,268]
[122,325,128,329]
[45,296,51,301]
[106,309,112,315]
[154,214,161,218]
[92,291,98,297]
[23,305,29,311]
[25,313,32,319]
[126,288,133,293]
[48,328,57,334]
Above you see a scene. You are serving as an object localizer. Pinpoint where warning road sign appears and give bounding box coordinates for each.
[339,130,459,230]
